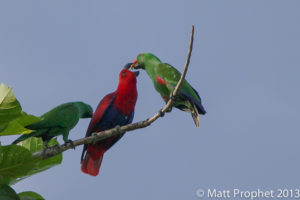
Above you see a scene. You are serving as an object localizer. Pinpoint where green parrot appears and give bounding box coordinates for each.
[131,53,206,127]
[12,101,93,146]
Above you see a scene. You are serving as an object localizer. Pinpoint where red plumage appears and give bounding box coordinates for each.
[156,75,166,85]
[81,68,138,176]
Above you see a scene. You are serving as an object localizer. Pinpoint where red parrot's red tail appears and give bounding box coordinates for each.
[81,145,105,176]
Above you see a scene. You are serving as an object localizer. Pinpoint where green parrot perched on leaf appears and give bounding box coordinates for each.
[131,53,206,127]
[12,102,93,146]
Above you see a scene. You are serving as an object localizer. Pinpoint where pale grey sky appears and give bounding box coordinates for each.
[1,1,300,199]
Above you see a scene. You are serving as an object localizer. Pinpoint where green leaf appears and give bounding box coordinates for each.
[17,137,62,177]
[0,145,36,185]
[17,137,44,153]
[0,83,40,136]
[0,184,20,200]
[0,138,62,185]
[0,112,40,136]
[18,191,45,200]
[0,176,15,186]
[0,83,22,132]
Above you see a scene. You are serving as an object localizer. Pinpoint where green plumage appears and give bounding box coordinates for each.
[13,102,93,145]
[133,53,206,127]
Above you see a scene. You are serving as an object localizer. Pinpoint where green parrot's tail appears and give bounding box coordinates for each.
[191,103,200,127]
[12,130,44,144]
[176,100,201,127]
[175,89,206,127]
[12,133,33,144]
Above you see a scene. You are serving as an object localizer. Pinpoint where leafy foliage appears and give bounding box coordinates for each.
[0,184,20,200]
[16,137,62,180]
[0,145,36,185]
[0,83,64,199]
[0,83,22,132]
[0,185,45,200]
[0,83,40,136]
[18,191,45,200]
[0,112,40,136]
[0,138,62,185]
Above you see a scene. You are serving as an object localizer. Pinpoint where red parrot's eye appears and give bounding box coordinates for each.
[122,72,126,76]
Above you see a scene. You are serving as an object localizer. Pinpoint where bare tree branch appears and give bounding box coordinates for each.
[32,25,195,160]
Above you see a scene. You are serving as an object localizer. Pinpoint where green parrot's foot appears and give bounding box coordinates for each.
[41,141,51,159]
[158,109,165,117]
[65,139,75,149]
[41,148,47,159]
[169,93,176,101]
[41,145,52,159]
[43,141,49,148]
[166,107,172,113]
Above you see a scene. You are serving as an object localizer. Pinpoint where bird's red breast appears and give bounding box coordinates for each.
[114,69,138,115]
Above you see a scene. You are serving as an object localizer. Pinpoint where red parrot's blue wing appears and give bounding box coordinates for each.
[81,93,116,161]
[86,93,116,136]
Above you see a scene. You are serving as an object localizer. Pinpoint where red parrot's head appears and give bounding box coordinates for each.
[118,63,139,87]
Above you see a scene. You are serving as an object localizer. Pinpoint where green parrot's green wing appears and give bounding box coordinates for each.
[26,103,80,130]
[156,63,201,102]
[156,63,181,84]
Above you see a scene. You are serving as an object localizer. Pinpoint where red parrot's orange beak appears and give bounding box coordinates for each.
[131,59,137,69]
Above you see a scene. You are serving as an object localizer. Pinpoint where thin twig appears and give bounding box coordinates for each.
[32,25,195,159]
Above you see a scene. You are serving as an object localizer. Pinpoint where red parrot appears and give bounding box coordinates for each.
[81,63,139,176]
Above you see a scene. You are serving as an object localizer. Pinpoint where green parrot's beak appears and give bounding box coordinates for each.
[124,63,139,76]
[131,59,138,69]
